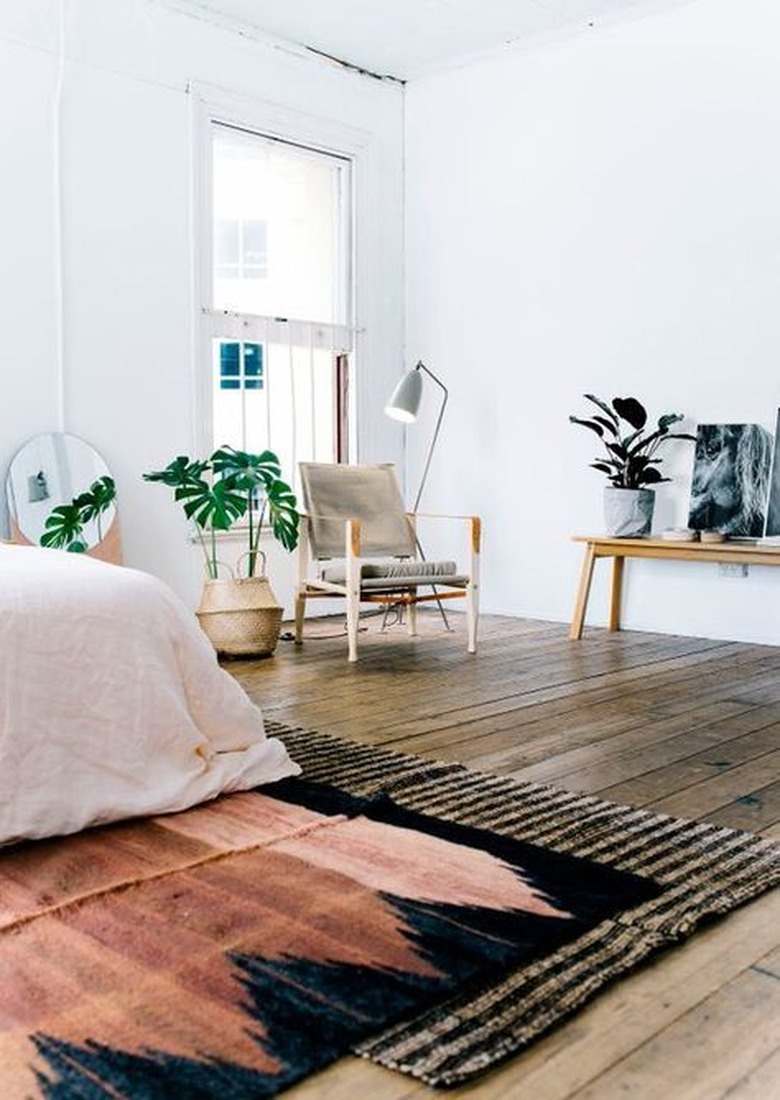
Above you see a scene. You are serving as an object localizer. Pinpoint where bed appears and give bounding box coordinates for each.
[0,543,300,845]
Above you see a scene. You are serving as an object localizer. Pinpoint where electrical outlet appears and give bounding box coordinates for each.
[719,563,749,578]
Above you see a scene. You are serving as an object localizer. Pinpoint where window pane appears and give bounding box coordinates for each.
[242,221,268,275]
[212,124,349,324]
[244,344,263,379]
[215,220,239,264]
[220,343,240,376]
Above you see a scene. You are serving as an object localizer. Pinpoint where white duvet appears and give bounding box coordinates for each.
[0,544,300,844]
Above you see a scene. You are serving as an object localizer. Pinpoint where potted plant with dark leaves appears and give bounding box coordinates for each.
[143,446,298,656]
[570,395,696,537]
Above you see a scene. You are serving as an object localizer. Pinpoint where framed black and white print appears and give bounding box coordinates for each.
[688,423,772,538]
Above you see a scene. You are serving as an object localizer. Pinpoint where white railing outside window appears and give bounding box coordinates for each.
[205,309,354,485]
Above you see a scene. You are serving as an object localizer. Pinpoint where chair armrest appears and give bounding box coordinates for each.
[346,517,362,558]
[410,512,480,520]
[407,513,481,554]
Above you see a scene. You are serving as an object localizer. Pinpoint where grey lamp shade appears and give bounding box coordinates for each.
[384,369,422,423]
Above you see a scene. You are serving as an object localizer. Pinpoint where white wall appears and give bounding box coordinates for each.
[0,0,405,608]
[405,0,780,644]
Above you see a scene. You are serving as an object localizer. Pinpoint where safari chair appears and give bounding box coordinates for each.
[295,462,480,662]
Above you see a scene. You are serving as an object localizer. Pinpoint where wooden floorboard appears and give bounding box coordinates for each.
[229,611,780,1100]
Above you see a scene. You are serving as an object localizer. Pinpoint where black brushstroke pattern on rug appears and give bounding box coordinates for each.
[268,776,662,922]
[31,779,661,1098]
[32,896,603,1100]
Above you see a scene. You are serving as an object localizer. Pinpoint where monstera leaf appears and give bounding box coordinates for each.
[143,456,208,494]
[175,475,247,532]
[40,503,88,552]
[263,478,299,553]
[211,446,281,486]
[73,476,117,542]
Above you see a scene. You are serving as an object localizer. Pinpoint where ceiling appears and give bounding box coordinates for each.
[158,0,691,81]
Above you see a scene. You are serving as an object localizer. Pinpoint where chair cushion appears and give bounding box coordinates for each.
[321,560,468,588]
[362,560,458,579]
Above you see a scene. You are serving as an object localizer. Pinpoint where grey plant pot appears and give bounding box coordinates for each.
[604,487,655,538]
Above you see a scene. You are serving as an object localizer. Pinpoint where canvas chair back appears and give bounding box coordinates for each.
[299,463,417,560]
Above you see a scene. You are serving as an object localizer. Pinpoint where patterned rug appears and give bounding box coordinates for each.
[0,725,778,1097]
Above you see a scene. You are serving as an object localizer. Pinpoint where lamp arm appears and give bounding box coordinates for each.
[412,361,449,513]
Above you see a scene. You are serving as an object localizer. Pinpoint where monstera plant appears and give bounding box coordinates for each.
[40,475,117,552]
[143,446,298,580]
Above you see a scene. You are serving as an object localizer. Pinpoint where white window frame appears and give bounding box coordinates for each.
[190,83,365,466]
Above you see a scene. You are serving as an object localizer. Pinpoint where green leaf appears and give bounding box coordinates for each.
[622,427,644,450]
[75,475,116,524]
[628,426,697,456]
[265,480,299,551]
[612,397,647,430]
[583,394,619,425]
[211,446,282,487]
[591,415,619,436]
[178,477,247,531]
[143,456,207,489]
[640,467,667,484]
[40,503,86,550]
[569,416,604,437]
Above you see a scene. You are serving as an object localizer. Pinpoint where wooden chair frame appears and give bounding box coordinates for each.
[294,505,481,663]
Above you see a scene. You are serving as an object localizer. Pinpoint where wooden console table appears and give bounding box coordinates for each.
[570,535,780,640]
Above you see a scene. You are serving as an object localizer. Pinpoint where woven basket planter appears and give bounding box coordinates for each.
[196,554,283,658]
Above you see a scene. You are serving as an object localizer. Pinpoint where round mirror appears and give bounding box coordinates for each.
[6,432,122,564]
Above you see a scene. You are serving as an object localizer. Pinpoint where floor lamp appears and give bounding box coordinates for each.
[385,360,450,628]
[384,360,449,511]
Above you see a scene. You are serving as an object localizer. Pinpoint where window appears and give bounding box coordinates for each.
[204,123,353,478]
[215,220,268,280]
[218,343,263,390]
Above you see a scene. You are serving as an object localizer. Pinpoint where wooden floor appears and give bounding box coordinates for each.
[230,611,780,1100]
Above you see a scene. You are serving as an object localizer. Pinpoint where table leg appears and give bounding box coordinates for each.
[570,542,596,640]
[609,556,624,632]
